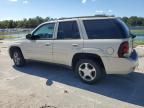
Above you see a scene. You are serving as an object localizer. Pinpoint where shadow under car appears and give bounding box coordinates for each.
[13,61,144,107]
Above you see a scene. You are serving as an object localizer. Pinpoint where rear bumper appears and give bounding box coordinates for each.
[102,50,139,74]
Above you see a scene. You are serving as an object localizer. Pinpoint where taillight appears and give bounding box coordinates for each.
[118,41,129,58]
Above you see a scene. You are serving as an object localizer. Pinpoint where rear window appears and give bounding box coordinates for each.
[83,19,130,39]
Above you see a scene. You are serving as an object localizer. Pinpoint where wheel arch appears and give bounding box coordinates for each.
[72,53,106,73]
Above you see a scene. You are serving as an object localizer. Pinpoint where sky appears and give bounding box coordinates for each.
[0,0,144,21]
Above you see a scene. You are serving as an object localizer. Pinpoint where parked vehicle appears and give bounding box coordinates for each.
[9,16,138,84]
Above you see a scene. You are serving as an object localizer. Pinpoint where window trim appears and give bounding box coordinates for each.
[32,23,56,40]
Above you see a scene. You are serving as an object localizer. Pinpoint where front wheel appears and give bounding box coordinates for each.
[75,59,104,84]
[12,49,25,67]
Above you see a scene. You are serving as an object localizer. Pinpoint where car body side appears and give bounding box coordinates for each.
[9,17,138,75]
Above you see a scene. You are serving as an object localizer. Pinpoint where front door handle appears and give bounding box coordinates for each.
[72,44,79,47]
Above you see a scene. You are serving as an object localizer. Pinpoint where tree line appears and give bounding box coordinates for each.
[0,16,55,29]
[122,16,144,26]
[0,16,144,29]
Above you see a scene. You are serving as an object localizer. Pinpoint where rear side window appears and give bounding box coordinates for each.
[115,19,130,37]
[57,21,80,39]
[83,19,129,39]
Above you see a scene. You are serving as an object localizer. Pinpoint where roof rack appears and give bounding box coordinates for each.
[58,15,113,20]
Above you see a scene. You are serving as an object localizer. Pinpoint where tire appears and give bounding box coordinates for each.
[75,59,104,84]
[12,49,25,67]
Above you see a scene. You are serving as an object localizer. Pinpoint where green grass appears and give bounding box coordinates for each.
[0,32,10,35]
[134,40,144,46]
[131,29,144,36]
[0,36,16,40]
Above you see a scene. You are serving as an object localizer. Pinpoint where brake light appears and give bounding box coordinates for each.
[118,41,129,58]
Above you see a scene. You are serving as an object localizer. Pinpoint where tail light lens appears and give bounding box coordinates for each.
[118,41,129,58]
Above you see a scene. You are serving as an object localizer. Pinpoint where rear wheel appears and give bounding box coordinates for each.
[12,49,25,67]
[75,59,104,84]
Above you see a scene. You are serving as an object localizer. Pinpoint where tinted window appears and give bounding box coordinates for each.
[57,21,80,39]
[83,19,129,39]
[115,19,130,37]
[33,23,55,39]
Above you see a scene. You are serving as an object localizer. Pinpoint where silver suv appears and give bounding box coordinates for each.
[9,16,138,84]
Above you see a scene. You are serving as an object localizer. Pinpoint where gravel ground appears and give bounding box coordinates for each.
[0,41,144,108]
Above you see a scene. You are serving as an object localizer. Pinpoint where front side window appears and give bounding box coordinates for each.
[83,19,127,39]
[33,23,55,39]
[57,21,80,39]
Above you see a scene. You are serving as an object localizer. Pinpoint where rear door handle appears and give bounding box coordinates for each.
[45,43,51,46]
[72,44,79,47]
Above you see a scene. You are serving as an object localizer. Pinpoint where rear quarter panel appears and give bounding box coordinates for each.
[83,39,130,57]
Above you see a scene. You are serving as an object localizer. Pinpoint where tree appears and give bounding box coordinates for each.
[122,17,129,25]
[0,16,144,29]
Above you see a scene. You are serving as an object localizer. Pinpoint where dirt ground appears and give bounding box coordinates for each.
[0,41,144,108]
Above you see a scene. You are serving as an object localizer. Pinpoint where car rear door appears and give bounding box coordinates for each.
[53,20,83,66]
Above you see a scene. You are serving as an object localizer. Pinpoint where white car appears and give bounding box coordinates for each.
[9,16,138,84]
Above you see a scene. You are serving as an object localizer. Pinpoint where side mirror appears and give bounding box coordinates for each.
[26,34,32,40]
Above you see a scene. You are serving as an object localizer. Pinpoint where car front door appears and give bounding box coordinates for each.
[23,23,55,62]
